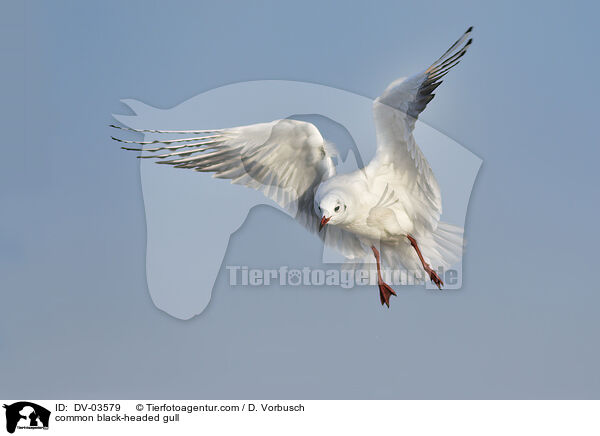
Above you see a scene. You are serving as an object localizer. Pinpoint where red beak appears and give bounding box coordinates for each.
[319,216,331,232]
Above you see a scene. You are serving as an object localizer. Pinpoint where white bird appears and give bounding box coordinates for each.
[112,27,473,307]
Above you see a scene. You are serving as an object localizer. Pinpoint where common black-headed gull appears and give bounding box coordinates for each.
[112,27,473,307]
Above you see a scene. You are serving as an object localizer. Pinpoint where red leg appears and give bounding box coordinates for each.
[371,245,397,307]
[406,234,444,289]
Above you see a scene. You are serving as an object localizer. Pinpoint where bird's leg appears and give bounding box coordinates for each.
[371,245,397,307]
[406,234,444,289]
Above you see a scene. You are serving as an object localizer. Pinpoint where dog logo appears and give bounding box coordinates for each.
[3,402,50,434]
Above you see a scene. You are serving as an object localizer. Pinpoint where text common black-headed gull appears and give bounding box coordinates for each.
[112,27,473,307]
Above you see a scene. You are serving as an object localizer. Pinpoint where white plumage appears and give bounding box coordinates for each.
[112,27,473,307]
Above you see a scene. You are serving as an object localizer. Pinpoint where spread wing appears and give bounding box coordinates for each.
[112,118,337,233]
[368,27,473,232]
[113,118,373,261]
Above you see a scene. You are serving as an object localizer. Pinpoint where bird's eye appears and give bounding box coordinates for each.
[334,206,340,212]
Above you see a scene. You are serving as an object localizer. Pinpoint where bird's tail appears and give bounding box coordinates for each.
[378,222,464,283]
[425,221,464,270]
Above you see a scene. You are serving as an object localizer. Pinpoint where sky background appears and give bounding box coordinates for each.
[1,0,599,399]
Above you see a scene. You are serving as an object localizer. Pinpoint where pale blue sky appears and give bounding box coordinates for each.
[1,0,599,398]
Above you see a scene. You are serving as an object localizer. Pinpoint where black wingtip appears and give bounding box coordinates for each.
[466,26,473,33]
[465,38,473,47]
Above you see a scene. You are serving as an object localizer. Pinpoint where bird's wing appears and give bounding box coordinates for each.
[112,118,337,233]
[368,27,473,232]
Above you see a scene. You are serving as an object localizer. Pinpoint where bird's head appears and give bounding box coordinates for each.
[315,192,348,231]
